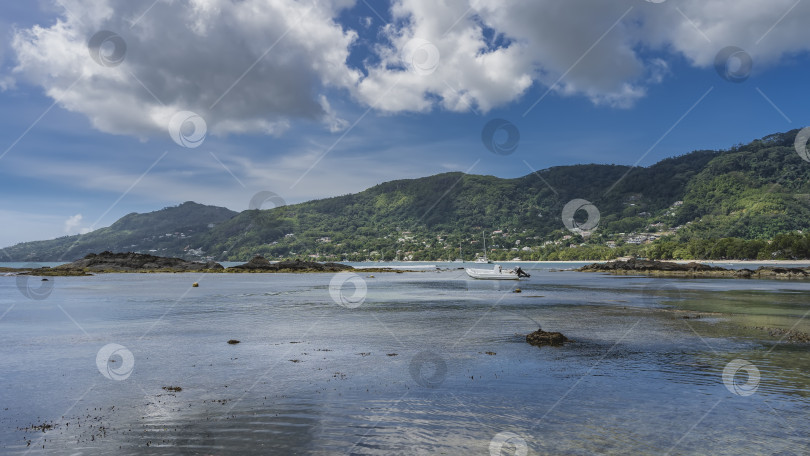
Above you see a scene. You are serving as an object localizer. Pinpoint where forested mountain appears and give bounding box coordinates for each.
[2,202,237,262]
[5,129,810,262]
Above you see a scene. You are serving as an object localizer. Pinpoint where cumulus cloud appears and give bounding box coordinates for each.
[357,0,810,112]
[11,0,361,137]
[9,0,810,136]
[0,21,15,91]
[64,213,90,234]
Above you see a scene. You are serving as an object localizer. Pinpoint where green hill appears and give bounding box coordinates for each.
[5,129,810,262]
[2,202,237,262]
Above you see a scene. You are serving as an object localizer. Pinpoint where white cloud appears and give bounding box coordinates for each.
[10,0,361,137]
[356,0,810,111]
[0,20,15,91]
[64,213,90,234]
[319,95,349,133]
[9,0,810,135]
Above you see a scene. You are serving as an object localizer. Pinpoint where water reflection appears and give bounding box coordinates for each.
[1,271,809,454]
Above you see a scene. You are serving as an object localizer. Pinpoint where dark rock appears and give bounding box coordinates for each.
[578,259,810,280]
[228,255,352,273]
[227,339,240,344]
[52,251,223,273]
[734,269,753,278]
[755,266,808,278]
[526,328,568,347]
[578,258,725,273]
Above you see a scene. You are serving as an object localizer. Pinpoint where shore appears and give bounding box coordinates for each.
[384,259,810,265]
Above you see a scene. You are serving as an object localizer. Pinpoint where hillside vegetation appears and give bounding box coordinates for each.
[5,130,810,262]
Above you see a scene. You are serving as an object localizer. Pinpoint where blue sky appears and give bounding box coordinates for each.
[1,0,809,248]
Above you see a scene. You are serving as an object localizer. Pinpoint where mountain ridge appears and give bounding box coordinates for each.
[4,129,810,262]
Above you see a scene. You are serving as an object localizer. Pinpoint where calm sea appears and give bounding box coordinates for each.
[1,265,809,454]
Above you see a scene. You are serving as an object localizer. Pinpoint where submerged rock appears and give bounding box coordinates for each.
[526,328,568,347]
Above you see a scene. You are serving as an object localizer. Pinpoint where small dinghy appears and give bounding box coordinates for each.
[465,264,530,280]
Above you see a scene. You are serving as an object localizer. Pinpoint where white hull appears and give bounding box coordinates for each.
[465,266,521,280]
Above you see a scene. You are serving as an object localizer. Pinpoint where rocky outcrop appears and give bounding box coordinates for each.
[50,251,223,273]
[526,328,568,347]
[578,259,810,280]
[228,256,352,273]
[578,258,726,273]
[742,267,809,279]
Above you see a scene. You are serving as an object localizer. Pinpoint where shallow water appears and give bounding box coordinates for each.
[1,267,809,455]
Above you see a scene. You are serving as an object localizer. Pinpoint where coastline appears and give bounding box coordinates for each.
[381,259,810,265]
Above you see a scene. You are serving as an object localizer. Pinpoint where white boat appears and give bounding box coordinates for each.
[465,264,530,280]
[475,231,492,263]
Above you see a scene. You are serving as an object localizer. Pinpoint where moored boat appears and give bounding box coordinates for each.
[475,231,492,263]
[465,264,530,280]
